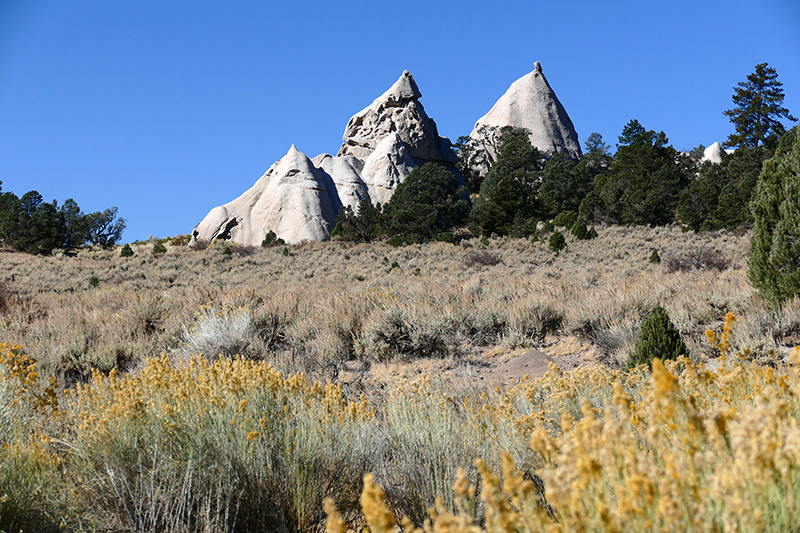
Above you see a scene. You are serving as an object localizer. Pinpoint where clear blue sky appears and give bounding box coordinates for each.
[1,0,798,242]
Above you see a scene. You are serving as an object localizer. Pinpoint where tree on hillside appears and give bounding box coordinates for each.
[469,127,542,236]
[748,126,800,306]
[0,182,126,253]
[332,198,382,243]
[676,144,778,232]
[584,132,611,159]
[60,199,90,249]
[380,163,469,244]
[85,207,127,249]
[0,183,22,246]
[453,125,501,194]
[724,63,797,149]
[582,120,691,226]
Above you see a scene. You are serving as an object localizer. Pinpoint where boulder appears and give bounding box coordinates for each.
[470,62,582,164]
[702,142,727,164]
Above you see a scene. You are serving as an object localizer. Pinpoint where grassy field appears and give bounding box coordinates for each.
[2,225,800,531]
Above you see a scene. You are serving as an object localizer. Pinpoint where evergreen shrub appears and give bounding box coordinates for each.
[626,304,688,370]
[119,244,134,258]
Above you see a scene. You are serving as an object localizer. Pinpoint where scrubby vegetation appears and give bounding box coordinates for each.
[2,225,800,531]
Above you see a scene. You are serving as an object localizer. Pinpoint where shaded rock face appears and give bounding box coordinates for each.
[191,71,462,246]
[470,63,581,167]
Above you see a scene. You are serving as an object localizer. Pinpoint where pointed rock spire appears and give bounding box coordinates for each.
[471,62,581,160]
[338,70,457,165]
[703,142,727,164]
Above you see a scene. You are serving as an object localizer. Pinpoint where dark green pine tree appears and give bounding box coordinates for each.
[626,304,688,370]
[748,127,800,306]
[724,63,797,149]
[469,127,541,237]
[380,163,469,244]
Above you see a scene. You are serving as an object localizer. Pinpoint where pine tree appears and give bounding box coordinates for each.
[469,127,541,237]
[724,63,797,149]
[748,127,800,306]
[380,163,469,244]
[626,304,688,370]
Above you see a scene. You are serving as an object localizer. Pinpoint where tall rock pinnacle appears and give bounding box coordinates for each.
[470,63,581,161]
[338,70,458,165]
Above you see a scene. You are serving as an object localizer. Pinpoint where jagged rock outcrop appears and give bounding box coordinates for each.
[702,142,727,164]
[338,70,458,166]
[470,62,581,168]
[191,71,462,246]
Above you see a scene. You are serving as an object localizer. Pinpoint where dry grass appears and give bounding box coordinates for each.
[3,225,800,531]
[0,224,784,381]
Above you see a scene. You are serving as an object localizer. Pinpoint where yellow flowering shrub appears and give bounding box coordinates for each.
[332,329,800,533]
[0,343,63,531]
[69,354,377,532]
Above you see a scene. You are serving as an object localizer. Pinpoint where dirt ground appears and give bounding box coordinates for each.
[337,336,602,391]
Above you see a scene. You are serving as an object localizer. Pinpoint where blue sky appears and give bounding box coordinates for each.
[1,0,798,242]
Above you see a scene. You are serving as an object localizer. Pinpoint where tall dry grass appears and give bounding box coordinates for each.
[3,226,800,530]
[3,224,795,385]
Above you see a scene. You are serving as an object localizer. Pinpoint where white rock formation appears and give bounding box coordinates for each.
[338,70,458,166]
[359,132,416,205]
[191,71,462,246]
[191,145,340,245]
[311,153,369,211]
[470,62,581,166]
[702,142,727,164]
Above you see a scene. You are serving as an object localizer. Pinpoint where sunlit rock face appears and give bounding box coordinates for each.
[470,62,582,173]
[191,71,462,246]
[703,142,727,164]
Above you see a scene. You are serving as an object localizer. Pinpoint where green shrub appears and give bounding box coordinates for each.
[387,235,405,247]
[120,243,134,257]
[222,246,232,257]
[261,230,285,247]
[553,210,578,228]
[549,231,566,254]
[89,276,100,288]
[626,304,688,370]
[152,242,167,255]
[587,226,598,239]
[570,219,589,240]
[649,249,661,264]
